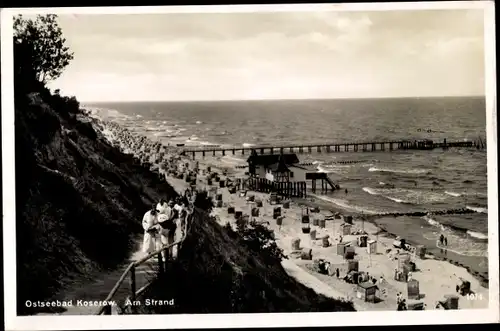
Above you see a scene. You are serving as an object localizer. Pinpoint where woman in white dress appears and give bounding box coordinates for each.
[142,205,161,255]
[156,198,169,214]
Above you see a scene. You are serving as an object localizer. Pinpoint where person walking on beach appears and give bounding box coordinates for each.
[335,268,340,278]
[444,236,448,246]
[345,188,348,195]
[397,299,407,311]
[142,205,161,255]
[439,234,444,246]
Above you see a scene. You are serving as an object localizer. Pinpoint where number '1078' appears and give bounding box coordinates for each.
[466,293,483,300]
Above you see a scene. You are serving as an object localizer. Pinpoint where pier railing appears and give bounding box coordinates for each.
[95,206,196,315]
[181,138,483,159]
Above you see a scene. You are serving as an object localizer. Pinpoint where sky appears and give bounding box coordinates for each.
[45,8,486,102]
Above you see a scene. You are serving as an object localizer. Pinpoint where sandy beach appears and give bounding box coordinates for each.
[89,113,489,311]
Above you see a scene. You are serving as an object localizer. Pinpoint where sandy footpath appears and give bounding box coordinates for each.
[91,115,489,312]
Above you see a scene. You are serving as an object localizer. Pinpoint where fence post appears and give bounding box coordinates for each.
[158,252,164,275]
[103,305,112,315]
[130,266,137,313]
[163,248,173,272]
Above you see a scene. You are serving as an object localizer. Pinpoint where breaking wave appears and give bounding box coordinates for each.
[362,187,446,205]
[445,191,462,197]
[466,205,488,213]
[311,194,383,215]
[317,165,335,173]
[368,167,430,175]
[362,187,412,204]
[424,215,488,240]
[385,196,412,204]
[467,230,488,240]
[424,216,448,231]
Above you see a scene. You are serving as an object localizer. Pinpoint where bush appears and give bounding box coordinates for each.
[193,190,213,212]
[231,220,287,265]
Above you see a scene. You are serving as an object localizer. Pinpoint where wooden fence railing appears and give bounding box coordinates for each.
[95,205,196,315]
[246,177,307,198]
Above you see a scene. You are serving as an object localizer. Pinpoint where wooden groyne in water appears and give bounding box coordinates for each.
[181,138,484,159]
[371,207,481,218]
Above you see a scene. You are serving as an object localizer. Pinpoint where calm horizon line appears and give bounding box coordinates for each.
[81,95,486,104]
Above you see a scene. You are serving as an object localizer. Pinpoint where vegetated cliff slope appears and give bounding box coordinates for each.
[15,86,354,315]
[15,87,178,315]
[137,209,356,313]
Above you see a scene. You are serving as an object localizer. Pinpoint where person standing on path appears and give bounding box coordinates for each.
[156,198,168,214]
[174,197,184,215]
[177,198,189,238]
[158,200,176,261]
[171,198,187,258]
[142,205,161,255]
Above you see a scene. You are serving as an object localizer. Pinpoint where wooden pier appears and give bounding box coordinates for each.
[181,138,479,159]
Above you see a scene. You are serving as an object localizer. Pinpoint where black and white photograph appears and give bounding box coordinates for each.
[2,2,498,330]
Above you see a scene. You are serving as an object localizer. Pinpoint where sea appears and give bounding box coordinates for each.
[85,97,489,274]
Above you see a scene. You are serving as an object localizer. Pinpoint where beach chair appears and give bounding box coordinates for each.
[301,222,311,234]
[301,207,310,224]
[269,193,279,205]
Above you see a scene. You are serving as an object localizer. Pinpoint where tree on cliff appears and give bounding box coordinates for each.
[14,14,74,86]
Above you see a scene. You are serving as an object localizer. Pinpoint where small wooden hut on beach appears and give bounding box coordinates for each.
[246,150,339,197]
[247,152,300,179]
[357,282,378,302]
[340,223,352,235]
[367,239,378,254]
[246,152,306,197]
